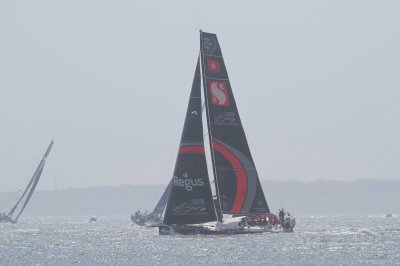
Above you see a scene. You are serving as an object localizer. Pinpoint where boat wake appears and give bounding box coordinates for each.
[357,228,379,236]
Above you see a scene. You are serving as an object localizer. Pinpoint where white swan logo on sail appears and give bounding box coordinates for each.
[210,81,229,106]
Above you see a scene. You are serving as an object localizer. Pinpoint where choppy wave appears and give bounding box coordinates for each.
[1,215,399,265]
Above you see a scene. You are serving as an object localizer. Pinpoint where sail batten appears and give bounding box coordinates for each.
[200,31,270,215]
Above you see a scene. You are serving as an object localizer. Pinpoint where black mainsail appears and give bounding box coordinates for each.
[163,59,217,225]
[200,31,270,215]
[7,140,54,222]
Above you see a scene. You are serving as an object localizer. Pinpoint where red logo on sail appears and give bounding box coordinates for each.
[209,81,230,106]
[207,59,221,73]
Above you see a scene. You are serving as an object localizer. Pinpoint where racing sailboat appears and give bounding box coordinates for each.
[159,32,295,235]
[131,181,172,227]
[0,140,54,224]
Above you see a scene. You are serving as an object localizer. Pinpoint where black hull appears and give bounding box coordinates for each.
[159,225,263,236]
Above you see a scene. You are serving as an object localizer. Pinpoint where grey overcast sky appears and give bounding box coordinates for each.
[0,0,399,192]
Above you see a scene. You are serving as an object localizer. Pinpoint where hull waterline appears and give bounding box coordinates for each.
[159,225,264,236]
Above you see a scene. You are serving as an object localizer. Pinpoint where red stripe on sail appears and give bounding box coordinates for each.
[179,146,205,154]
[212,141,247,213]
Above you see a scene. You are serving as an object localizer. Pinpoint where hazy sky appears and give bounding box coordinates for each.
[1,0,399,192]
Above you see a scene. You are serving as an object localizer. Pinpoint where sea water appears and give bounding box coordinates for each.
[1,215,399,265]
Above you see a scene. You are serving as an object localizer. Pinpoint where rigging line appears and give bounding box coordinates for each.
[260,157,286,208]
[15,164,44,220]
[157,147,176,184]
[196,19,202,32]
[138,144,176,211]
[2,189,21,210]
[9,141,54,217]
[3,159,39,209]
[8,161,43,216]
[247,136,286,208]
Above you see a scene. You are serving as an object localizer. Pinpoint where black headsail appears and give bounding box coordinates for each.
[8,140,54,221]
[151,180,172,219]
[200,31,270,215]
[163,58,217,225]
